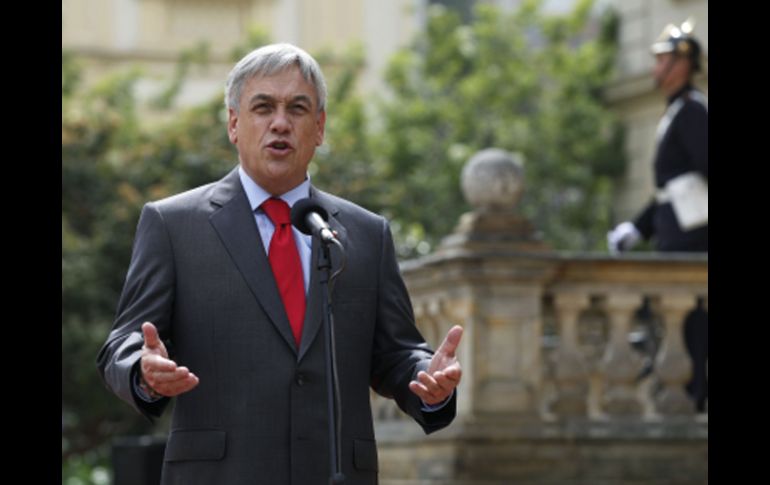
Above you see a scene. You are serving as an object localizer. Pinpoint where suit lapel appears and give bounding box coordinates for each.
[208,168,298,355]
[298,238,324,362]
[297,187,348,362]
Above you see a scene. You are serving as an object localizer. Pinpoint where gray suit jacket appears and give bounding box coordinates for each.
[96,167,456,484]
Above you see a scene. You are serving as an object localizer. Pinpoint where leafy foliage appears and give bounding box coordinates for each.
[371,0,623,254]
[62,51,235,471]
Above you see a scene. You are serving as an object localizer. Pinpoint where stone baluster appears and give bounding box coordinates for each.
[654,294,696,416]
[600,293,643,416]
[550,293,590,417]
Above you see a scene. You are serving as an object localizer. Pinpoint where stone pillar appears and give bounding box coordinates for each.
[437,148,553,418]
[654,294,696,416]
[600,293,643,416]
[550,292,590,417]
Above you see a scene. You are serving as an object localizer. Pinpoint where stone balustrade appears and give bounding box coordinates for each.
[371,148,707,484]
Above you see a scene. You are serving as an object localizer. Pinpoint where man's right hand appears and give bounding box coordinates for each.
[140,322,199,397]
[607,221,642,256]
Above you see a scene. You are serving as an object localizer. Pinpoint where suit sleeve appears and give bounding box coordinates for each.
[96,203,175,420]
[369,218,456,434]
[677,101,708,178]
[633,199,656,241]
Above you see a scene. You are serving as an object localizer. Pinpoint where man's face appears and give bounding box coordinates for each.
[228,66,326,195]
[653,52,691,94]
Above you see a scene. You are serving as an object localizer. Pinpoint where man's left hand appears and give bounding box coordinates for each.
[409,325,463,405]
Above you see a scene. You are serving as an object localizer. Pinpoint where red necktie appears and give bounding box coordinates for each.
[261,198,306,347]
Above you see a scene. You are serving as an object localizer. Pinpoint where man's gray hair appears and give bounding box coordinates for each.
[225,43,327,114]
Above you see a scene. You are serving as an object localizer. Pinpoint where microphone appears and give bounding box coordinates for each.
[291,198,338,244]
[292,197,347,483]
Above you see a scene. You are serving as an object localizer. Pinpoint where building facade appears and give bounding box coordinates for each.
[62,0,423,107]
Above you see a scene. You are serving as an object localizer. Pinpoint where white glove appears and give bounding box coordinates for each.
[607,221,641,255]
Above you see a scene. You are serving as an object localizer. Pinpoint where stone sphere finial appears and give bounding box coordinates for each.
[461,148,524,210]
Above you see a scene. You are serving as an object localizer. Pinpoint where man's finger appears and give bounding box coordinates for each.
[437,362,461,379]
[427,370,458,395]
[148,367,191,384]
[161,375,200,396]
[148,372,199,396]
[436,325,464,359]
[434,370,460,390]
[142,322,162,349]
[141,353,177,373]
[417,371,442,394]
[409,378,452,406]
[408,381,436,402]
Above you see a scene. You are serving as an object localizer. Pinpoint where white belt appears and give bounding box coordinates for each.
[653,172,708,230]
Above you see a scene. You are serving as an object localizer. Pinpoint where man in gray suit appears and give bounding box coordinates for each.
[97,43,462,484]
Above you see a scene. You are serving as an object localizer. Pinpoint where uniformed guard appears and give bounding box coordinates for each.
[607,18,708,412]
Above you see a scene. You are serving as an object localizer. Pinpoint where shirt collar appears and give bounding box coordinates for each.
[238,166,311,212]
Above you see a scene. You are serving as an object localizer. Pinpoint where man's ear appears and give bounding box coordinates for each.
[315,110,326,146]
[227,108,238,144]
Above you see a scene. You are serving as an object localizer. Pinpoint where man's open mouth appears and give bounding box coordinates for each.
[268,141,292,150]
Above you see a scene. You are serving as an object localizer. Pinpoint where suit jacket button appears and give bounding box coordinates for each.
[296,373,306,386]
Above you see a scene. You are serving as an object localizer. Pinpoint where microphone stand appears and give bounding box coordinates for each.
[318,237,346,484]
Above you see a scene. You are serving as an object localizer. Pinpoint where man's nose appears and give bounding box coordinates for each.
[270,108,291,133]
